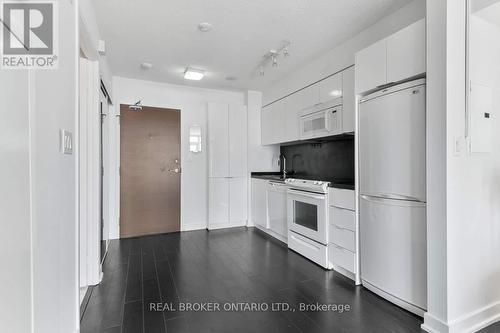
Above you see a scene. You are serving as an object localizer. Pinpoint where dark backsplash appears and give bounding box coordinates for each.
[280,137,355,182]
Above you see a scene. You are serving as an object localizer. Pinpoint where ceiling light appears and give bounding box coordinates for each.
[141,62,153,70]
[198,22,213,32]
[329,90,342,97]
[184,67,205,80]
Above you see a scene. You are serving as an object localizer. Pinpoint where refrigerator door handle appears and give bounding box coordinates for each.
[360,195,426,207]
[361,192,424,203]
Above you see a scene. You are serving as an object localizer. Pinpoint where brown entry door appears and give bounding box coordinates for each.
[120,105,181,238]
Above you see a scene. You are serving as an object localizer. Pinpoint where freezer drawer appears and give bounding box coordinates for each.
[359,81,426,202]
[360,195,427,312]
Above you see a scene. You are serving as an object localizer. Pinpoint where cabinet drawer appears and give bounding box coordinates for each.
[329,245,355,274]
[289,232,328,268]
[329,225,355,252]
[329,206,355,231]
[329,188,355,210]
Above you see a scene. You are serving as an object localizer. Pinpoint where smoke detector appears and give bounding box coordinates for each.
[141,62,153,70]
[198,22,213,32]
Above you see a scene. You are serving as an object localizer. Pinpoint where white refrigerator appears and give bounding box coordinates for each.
[359,78,427,316]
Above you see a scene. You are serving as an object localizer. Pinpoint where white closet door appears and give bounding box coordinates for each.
[208,102,229,177]
[229,177,248,224]
[229,104,247,177]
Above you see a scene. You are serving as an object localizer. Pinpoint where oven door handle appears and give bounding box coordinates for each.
[288,189,326,200]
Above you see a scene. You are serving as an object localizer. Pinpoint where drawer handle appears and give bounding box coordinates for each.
[333,225,347,231]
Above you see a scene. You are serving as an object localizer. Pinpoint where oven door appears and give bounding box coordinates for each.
[287,189,328,244]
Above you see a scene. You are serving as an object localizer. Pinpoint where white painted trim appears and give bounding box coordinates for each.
[422,313,450,333]
[79,58,102,287]
[254,224,287,244]
[422,303,500,333]
[208,221,247,230]
[181,223,207,232]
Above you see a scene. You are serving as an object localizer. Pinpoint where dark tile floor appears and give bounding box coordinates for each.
[81,227,428,333]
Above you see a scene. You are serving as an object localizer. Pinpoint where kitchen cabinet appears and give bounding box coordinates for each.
[229,104,247,177]
[261,66,356,145]
[319,73,343,104]
[328,188,358,283]
[355,19,426,94]
[355,39,387,94]
[208,102,248,230]
[229,177,248,224]
[251,178,267,228]
[261,99,285,145]
[266,182,287,240]
[208,103,229,177]
[208,178,230,226]
[342,66,356,133]
[284,92,301,142]
[387,19,426,84]
[261,105,274,145]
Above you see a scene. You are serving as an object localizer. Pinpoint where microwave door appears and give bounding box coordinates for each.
[300,110,330,139]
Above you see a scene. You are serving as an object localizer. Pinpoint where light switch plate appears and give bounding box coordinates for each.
[60,129,73,154]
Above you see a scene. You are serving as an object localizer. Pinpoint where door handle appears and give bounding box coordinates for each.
[168,167,181,174]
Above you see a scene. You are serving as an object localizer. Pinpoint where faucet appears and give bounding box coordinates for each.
[278,154,287,179]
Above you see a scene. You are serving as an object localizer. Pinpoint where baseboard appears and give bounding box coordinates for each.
[207,220,246,230]
[422,313,450,333]
[422,300,500,333]
[254,224,287,243]
[181,222,207,231]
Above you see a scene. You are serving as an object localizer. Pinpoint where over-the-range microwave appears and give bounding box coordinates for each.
[299,98,343,139]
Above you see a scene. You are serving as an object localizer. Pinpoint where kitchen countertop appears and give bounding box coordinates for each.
[250,172,355,190]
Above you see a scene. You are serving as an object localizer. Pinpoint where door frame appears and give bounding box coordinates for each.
[117,104,183,237]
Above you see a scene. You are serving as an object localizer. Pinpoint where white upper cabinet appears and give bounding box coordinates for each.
[300,84,320,109]
[355,39,387,94]
[355,19,426,94]
[319,73,343,104]
[229,104,247,177]
[208,102,229,177]
[342,66,355,133]
[261,105,274,145]
[261,99,285,145]
[386,19,426,84]
[284,92,301,142]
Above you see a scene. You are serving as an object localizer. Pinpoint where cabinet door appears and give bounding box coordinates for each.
[251,179,267,228]
[208,103,229,177]
[355,39,387,94]
[387,19,426,83]
[300,85,320,110]
[261,105,273,145]
[208,178,229,227]
[229,177,247,224]
[229,104,247,177]
[271,99,286,144]
[342,66,356,133]
[319,73,343,103]
[284,93,300,142]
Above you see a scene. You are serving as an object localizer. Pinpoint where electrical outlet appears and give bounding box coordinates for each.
[60,129,73,155]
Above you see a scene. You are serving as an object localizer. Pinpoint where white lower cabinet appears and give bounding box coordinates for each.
[208,177,247,230]
[251,179,267,228]
[328,188,358,282]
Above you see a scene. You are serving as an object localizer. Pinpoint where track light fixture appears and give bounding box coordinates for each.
[256,40,291,77]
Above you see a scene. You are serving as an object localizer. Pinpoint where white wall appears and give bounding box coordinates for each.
[424,1,500,332]
[0,0,79,332]
[110,77,246,237]
[262,0,426,105]
[79,0,113,96]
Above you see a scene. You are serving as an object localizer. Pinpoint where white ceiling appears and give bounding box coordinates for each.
[92,0,413,91]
